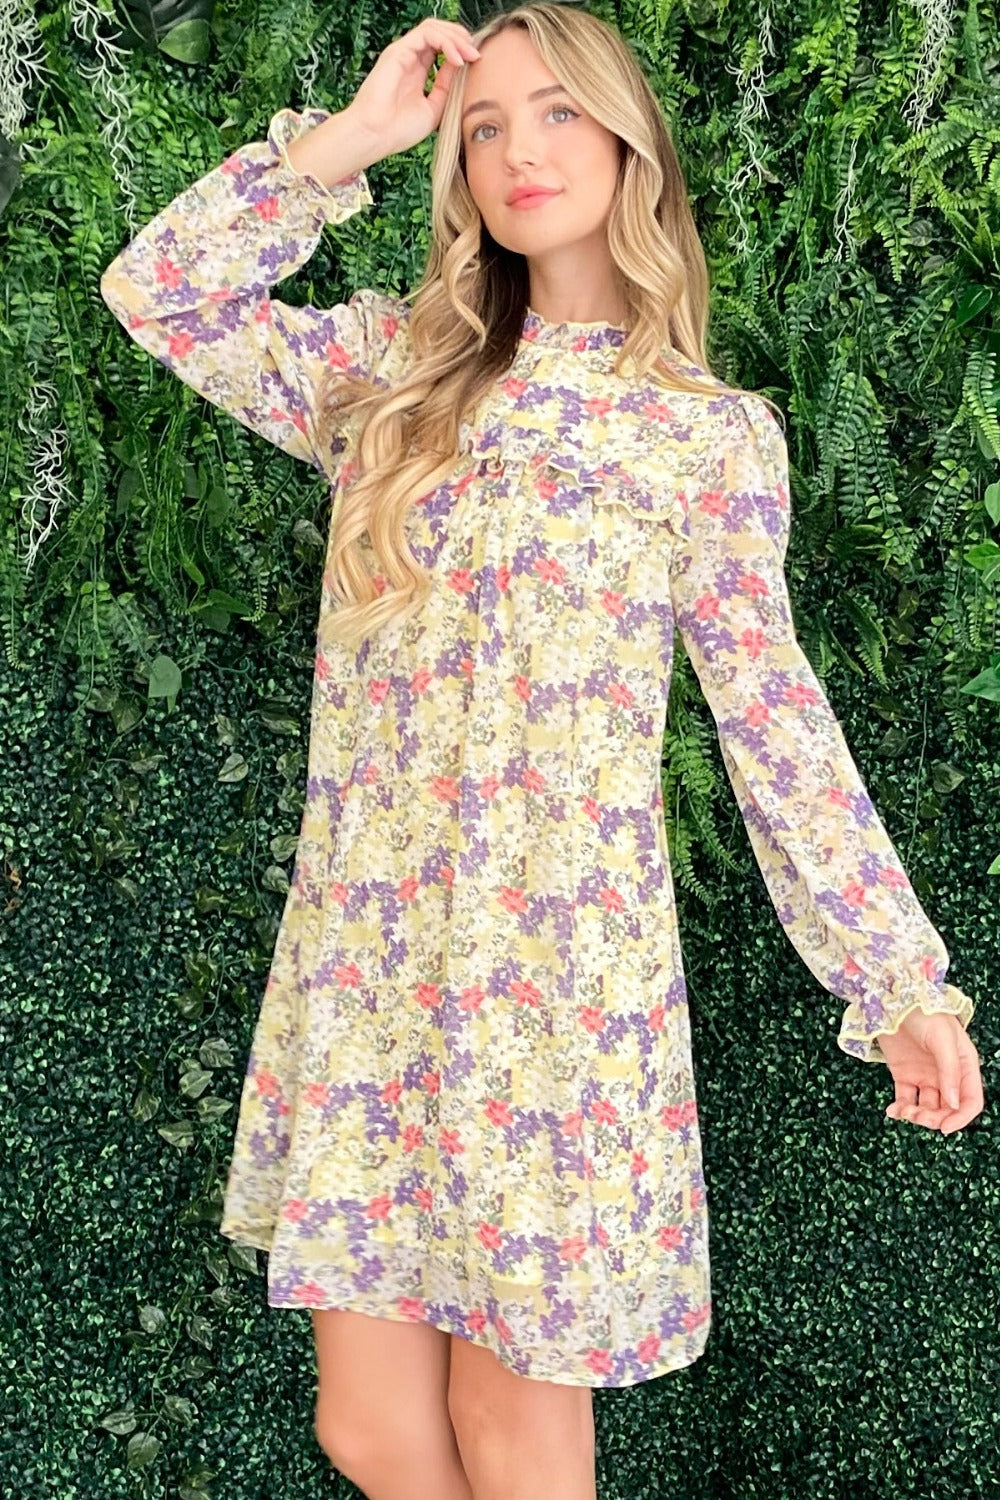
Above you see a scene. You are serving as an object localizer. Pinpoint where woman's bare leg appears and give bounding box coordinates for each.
[312,1308,474,1500]
[447,1335,597,1500]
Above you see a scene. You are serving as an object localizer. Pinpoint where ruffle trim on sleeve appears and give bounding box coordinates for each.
[265,107,375,218]
[838,980,976,1065]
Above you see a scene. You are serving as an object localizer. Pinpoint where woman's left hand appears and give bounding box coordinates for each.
[876,1010,985,1134]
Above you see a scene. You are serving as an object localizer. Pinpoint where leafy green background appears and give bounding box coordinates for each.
[3,0,998,1496]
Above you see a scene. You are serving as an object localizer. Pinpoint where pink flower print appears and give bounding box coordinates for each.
[738,568,771,603]
[422,1068,441,1096]
[397,874,419,902]
[465,1308,489,1337]
[447,568,476,595]
[291,1281,332,1307]
[414,982,444,1011]
[315,648,329,681]
[637,1333,663,1364]
[560,1235,588,1265]
[495,563,511,592]
[693,589,720,623]
[252,193,282,222]
[220,151,245,175]
[402,1124,426,1152]
[368,677,390,705]
[502,375,529,397]
[630,1150,650,1177]
[580,1006,607,1034]
[607,681,634,709]
[154,254,184,292]
[479,774,501,801]
[498,885,529,915]
[496,1315,514,1346]
[513,674,531,702]
[745,700,771,728]
[648,1002,665,1032]
[697,488,729,519]
[366,1194,392,1223]
[561,1110,585,1137]
[380,1078,403,1104]
[166,329,196,360]
[657,1226,683,1251]
[522,766,548,795]
[582,795,602,824]
[282,1198,309,1221]
[788,679,823,708]
[380,313,399,341]
[414,1186,433,1211]
[397,1297,429,1320]
[584,395,613,416]
[459,983,487,1013]
[429,775,460,803]
[590,1097,618,1126]
[659,1104,686,1130]
[740,627,770,659]
[842,879,868,909]
[600,589,627,618]
[255,1067,281,1098]
[598,886,625,914]
[411,665,433,694]
[477,1222,503,1251]
[584,1347,613,1377]
[683,1302,711,1333]
[302,1082,330,1108]
[878,864,911,891]
[510,978,542,1008]
[333,961,363,989]
[438,1127,465,1156]
[485,1098,514,1127]
[329,881,349,907]
[534,555,568,586]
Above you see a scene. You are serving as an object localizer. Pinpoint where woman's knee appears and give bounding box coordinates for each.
[311,1308,455,1476]
[447,1336,595,1489]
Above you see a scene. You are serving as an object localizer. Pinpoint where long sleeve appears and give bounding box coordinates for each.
[99,107,409,474]
[668,393,976,1065]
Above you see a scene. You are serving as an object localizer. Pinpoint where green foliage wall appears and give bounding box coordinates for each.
[3,1,998,1496]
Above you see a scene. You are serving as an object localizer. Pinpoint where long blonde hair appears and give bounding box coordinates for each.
[318,1,783,648]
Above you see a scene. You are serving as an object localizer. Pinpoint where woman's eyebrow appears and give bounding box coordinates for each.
[462,84,568,122]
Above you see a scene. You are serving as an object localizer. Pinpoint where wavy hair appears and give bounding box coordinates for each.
[317,1,784,648]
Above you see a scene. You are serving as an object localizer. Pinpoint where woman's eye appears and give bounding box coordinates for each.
[469,105,578,143]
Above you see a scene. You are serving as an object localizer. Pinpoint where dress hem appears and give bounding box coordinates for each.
[266,1291,711,1387]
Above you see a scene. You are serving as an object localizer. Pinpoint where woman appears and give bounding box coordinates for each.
[99,5,983,1496]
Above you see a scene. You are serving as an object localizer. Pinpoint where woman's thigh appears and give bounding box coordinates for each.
[311,1308,457,1472]
[447,1335,596,1496]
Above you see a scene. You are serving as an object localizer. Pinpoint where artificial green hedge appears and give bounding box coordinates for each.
[3,1,998,1497]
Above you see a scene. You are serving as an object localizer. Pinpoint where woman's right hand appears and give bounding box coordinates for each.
[345,18,482,163]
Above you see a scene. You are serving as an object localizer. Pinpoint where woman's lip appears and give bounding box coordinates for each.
[508,190,560,209]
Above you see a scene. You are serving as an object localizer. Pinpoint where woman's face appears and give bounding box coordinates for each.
[459,28,623,265]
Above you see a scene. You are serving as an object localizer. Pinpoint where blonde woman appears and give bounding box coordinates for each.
[100,4,983,1496]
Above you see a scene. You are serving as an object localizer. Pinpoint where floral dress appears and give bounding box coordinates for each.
[100,106,976,1388]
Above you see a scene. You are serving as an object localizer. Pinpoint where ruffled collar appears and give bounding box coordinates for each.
[519,306,629,353]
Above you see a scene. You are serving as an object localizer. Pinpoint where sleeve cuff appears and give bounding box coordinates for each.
[838,979,976,1064]
[266,106,375,218]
